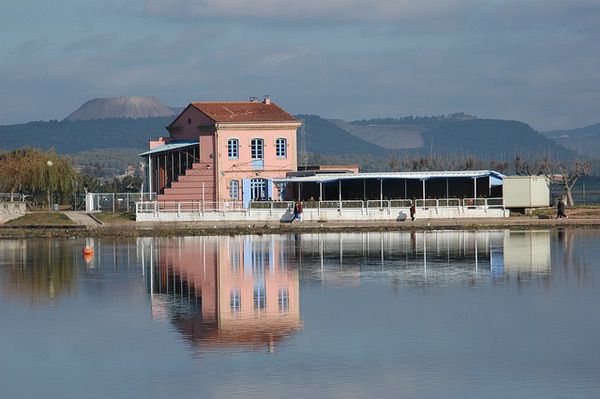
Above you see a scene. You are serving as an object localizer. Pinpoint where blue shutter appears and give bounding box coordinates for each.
[266,178,273,200]
[242,178,251,208]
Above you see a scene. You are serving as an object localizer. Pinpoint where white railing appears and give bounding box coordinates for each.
[462,198,504,208]
[136,197,504,216]
[249,201,295,210]
[136,200,244,214]
[87,192,157,212]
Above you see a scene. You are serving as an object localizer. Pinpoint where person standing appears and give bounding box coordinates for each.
[291,201,299,222]
[297,201,304,223]
[409,200,416,221]
[557,198,567,219]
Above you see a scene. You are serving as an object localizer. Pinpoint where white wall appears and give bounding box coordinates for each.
[0,202,26,223]
[503,176,550,208]
[136,206,508,222]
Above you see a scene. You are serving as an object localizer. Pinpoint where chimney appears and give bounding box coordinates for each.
[249,96,259,102]
[263,95,271,105]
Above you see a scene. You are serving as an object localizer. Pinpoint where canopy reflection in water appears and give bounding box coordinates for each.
[135,230,551,352]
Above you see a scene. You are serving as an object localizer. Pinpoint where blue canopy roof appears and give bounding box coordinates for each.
[139,140,198,156]
[274,170,505,185]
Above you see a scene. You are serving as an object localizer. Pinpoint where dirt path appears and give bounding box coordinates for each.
[63,211,102,226]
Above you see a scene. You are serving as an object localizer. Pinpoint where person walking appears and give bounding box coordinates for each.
[409,200,416,221]
[557,198,567,219]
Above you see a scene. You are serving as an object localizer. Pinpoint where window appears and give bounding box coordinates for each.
[275,138,287,158]
[251,138,264,159]
[230,288,241,314]
[230,243,241,276]
[230,180,239,200]
[227,138,239,159]
[254,285,266,310]
[278,287,289,313]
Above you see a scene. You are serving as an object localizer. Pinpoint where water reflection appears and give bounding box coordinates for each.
[504,230,551,274]
[137,230,554,351]
[292,230,551,285]
[0,230,554,310]
[1,230,599,398]
[143,236,302,352]
[0,239,79,305]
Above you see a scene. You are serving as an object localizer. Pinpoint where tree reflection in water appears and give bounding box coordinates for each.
[0,239,78,305]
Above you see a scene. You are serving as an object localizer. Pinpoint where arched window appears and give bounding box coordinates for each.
[227,138,239,159]
[251,138,264,159]
[229,179,239,199]
[275,138,287,158]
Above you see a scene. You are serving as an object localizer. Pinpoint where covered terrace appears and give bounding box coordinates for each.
[140,140,199,195]
[274,170,504,203]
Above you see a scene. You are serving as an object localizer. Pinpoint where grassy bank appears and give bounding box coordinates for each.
[5,212,75,226]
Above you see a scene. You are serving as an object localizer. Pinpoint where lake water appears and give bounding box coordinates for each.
[1,230,599,398]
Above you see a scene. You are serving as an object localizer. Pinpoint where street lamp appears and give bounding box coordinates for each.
[46,160,53,211]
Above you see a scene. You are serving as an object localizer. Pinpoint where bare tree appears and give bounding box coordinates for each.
[387,154,399,172]
[514,154,552,176]
[555,160,590,206]
[489,160,509,174]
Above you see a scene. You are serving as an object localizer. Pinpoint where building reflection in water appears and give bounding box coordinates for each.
[141,230,551,351]
[503,230,551,274]
[292,230,551,284]
[143,235,301,352]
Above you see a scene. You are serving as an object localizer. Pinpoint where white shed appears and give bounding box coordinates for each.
[503,176,550,208]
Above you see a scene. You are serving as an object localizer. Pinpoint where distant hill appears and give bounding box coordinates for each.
[345,115,572,159]
[332,119,425,150]
[64,96,177,121]
[545,122,600,139]
[0,112,577,175]
[296,115,386,155]
[0,117,171,153]
[543,122,600,157]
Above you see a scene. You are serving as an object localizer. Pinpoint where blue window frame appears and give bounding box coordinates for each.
[230,179,239,200]
[251,138,263,159]
[228,138,239,159]
[275,138,287,158]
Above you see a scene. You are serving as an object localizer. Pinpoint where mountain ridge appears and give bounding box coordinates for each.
[64,96,177,121]
[542,122,600,157]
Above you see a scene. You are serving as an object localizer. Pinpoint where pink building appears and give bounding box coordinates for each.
[142,97,301,207]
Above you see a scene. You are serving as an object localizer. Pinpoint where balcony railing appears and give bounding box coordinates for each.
[136,198,504,218]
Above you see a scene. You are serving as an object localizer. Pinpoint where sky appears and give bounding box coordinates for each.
[1,0,599,131]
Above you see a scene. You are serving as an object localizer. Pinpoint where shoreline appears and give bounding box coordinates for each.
[1,217,599,238]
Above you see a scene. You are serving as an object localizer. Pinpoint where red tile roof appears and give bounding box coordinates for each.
[190,101,298,123]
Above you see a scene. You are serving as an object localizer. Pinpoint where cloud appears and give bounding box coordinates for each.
[62,33,117,53]
[2,0,600,130]
[136,0,600,39]
[141,0,476,22]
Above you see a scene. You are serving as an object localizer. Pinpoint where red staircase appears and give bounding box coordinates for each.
[157,162,216,202]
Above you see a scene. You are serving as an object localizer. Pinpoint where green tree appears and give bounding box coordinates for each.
[0,147,78,206]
